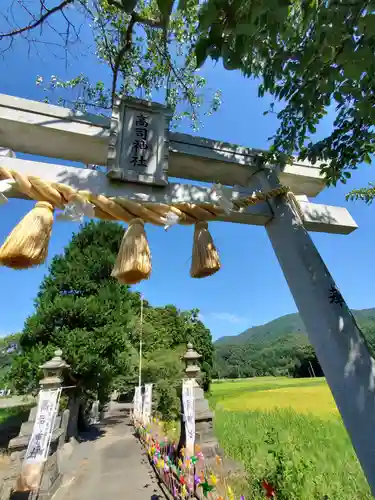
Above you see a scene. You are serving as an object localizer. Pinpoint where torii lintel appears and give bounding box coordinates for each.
[0,93,357,235]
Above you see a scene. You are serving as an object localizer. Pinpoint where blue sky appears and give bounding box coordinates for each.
[0,6,374,341]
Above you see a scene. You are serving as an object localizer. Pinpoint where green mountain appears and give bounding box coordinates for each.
[213,308,375,379]
[215,307,375,346]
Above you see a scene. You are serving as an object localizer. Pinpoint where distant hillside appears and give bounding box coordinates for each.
[213,308,375,379]
[215,308,375,346]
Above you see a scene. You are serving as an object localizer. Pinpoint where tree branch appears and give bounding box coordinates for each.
[152,38,197,115]
[0,0,74,39]
[111,13,136,103]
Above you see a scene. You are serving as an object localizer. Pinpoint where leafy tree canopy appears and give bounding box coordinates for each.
[6,220,213,421]
[0,333,21,385]
[194,0,375,198]
[1,0,373,198]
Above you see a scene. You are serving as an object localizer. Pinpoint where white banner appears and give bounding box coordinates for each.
[142,383,153,425]
[17,388,61,492]
[25,388,61,464]
[133,386,143,422]
[182,379,195,457]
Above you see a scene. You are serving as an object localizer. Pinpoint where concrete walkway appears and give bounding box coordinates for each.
[54,403,166,500]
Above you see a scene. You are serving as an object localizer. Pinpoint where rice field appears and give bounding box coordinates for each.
[211,377,338,418]
[210,377,372,499]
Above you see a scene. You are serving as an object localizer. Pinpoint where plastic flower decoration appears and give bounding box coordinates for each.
[210,473,217,486]
[181,484,187,498]
[200,479,214,497]
[262,480,276,498]
[227,485,235,500]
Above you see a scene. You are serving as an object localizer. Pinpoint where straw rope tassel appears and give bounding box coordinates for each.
[111,218,152,285]
[190,221,221,278]
[0,201,54,270]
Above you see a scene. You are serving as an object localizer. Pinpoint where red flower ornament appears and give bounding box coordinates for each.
[262,480,276,498]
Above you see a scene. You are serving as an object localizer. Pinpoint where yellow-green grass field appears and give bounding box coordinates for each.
[210,377,371,499]
[211,377,338,418]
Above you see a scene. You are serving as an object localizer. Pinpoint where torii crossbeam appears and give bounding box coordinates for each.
[0,93,375,494]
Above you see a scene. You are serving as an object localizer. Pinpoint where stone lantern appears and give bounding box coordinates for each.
[183,342,202,380]
[179,343,220,460]
[39,349,70,390]
[6,350,71,498]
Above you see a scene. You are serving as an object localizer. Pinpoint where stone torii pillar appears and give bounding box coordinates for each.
[258,169,375,495]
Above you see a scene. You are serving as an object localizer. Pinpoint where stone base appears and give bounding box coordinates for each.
[4,452,61,500]
[9,473,61,500]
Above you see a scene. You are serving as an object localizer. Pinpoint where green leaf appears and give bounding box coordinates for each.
[195,37,210,68]
[334,92,344,104]
[156,0,175,22]
[235,23,257,36]
[177,0,197,11]
[118,0,138,13]
[308,123,317,134]
[198,1,218,30]
[364,153,372,164]
[358,14,375,33]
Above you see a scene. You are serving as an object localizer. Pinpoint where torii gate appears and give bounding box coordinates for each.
[0,93,374,493]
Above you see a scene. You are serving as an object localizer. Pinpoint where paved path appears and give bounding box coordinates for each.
[54,403,166,500]
[0,395,35,409]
